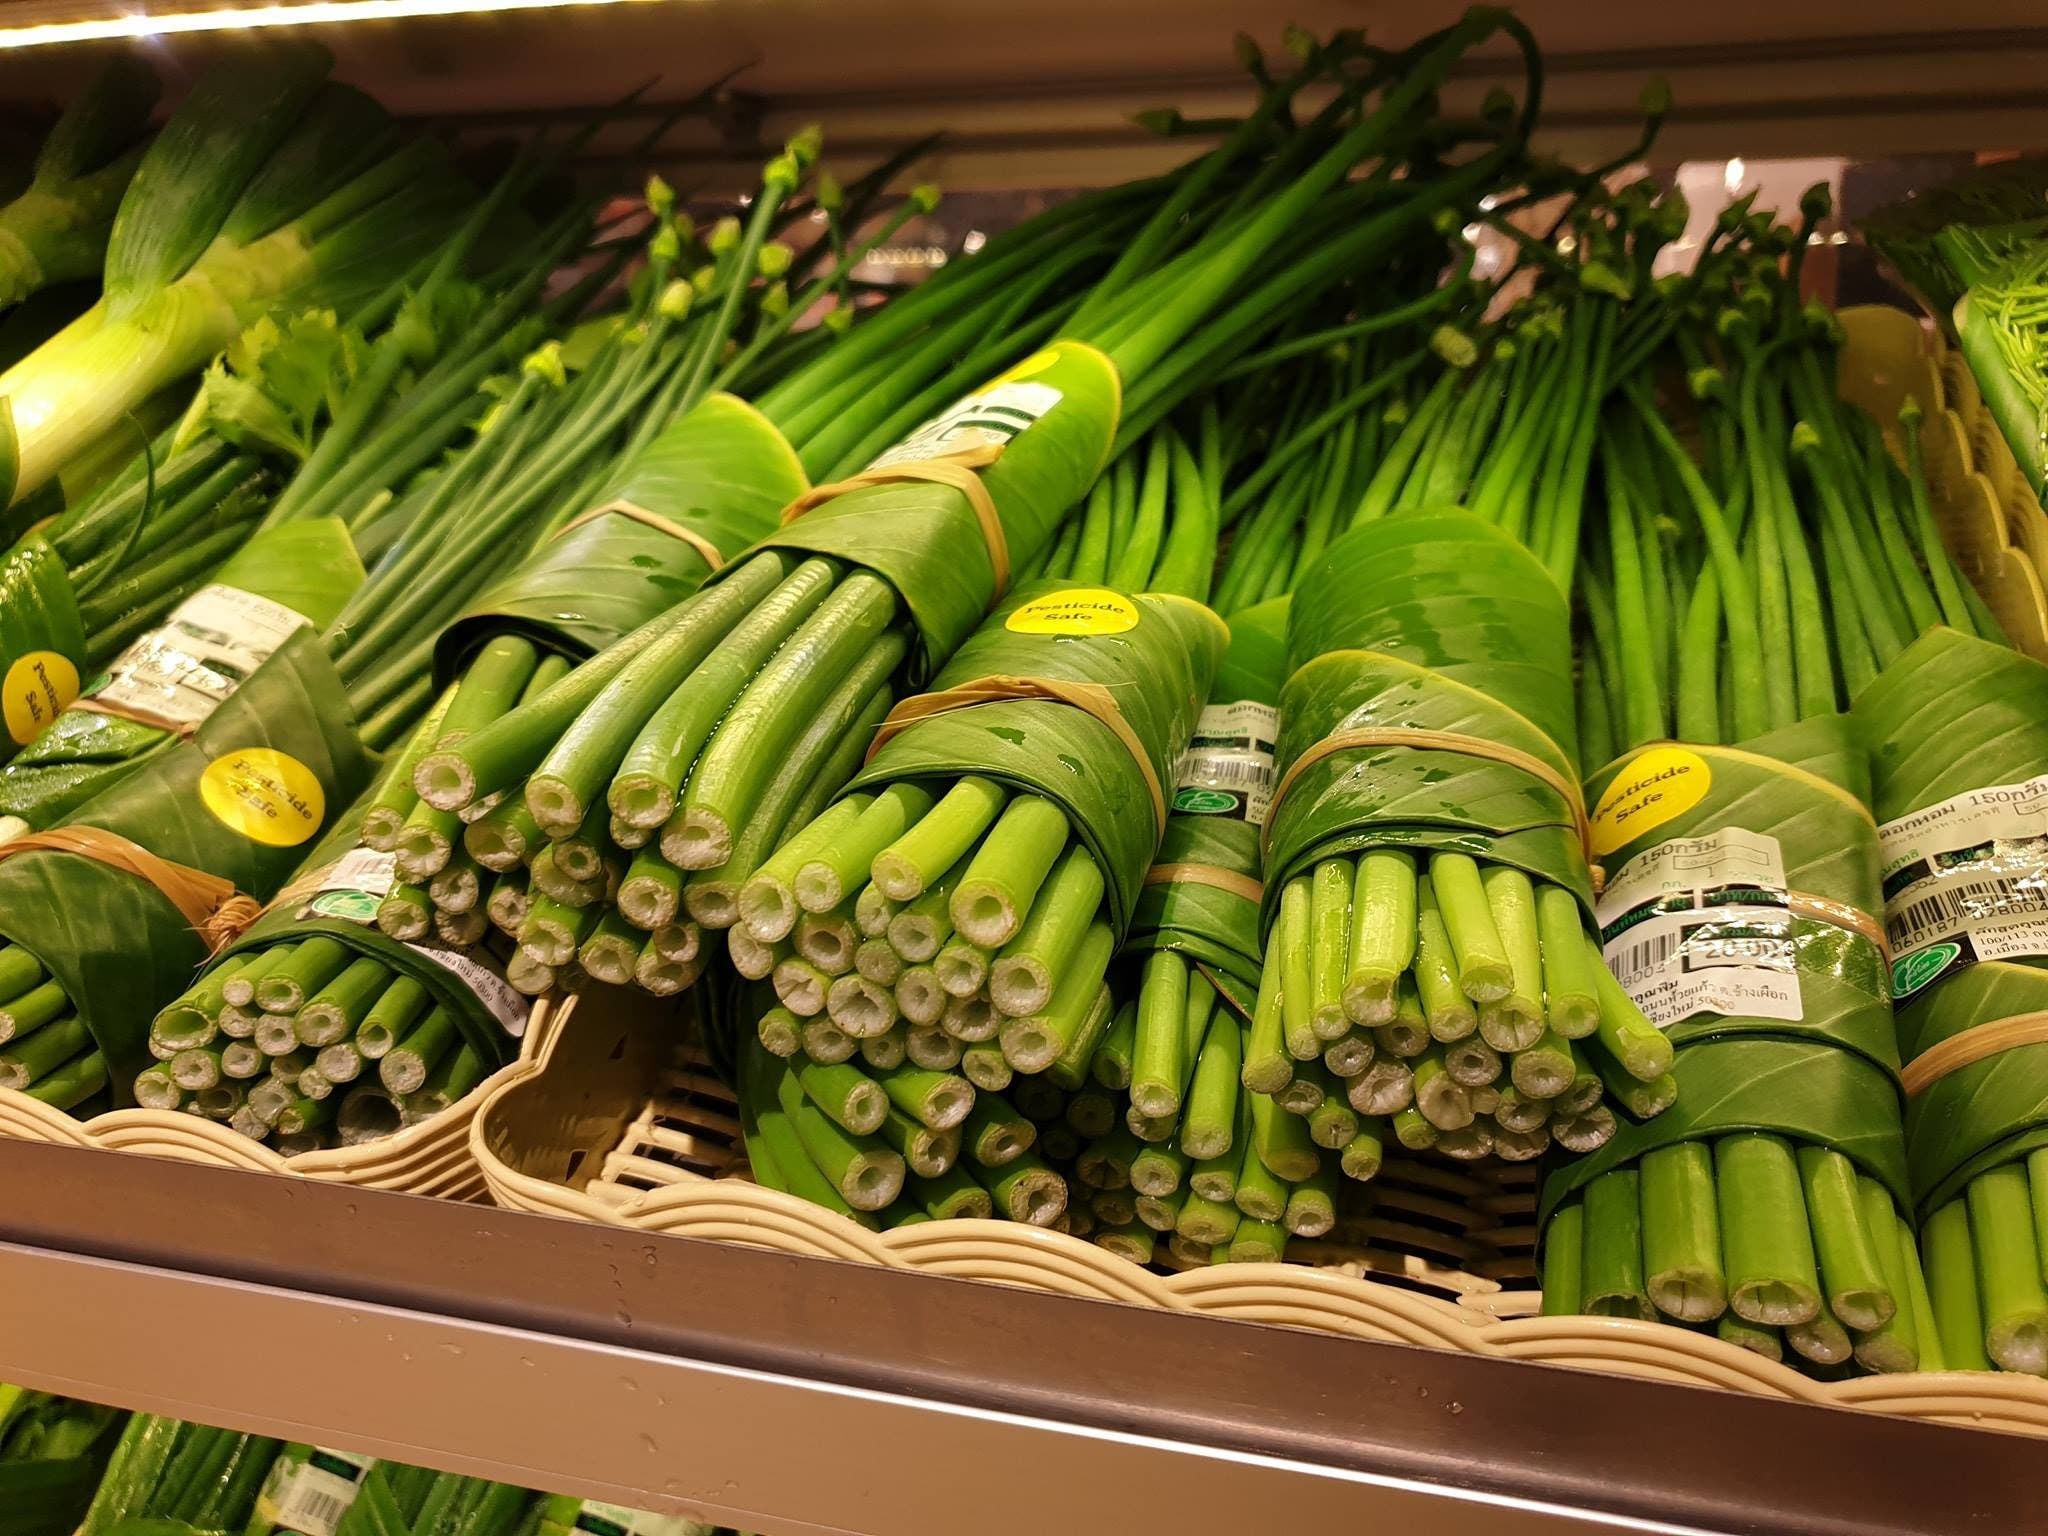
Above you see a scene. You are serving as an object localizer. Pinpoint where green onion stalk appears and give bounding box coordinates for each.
[1252,512,1667,1186]
[717,581,1223,1237]
[1860,629,2048,1374]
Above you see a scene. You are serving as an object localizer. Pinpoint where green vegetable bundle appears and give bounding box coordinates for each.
[0,520,363,837]
[1251,511,1670,1181]
[730,579,1223,1230]
[1538,717,1934,1373]
[0,626,369,1115]
[1860,626,2048,1374]
[143,390,806,1147]
[0,1385,122,1536]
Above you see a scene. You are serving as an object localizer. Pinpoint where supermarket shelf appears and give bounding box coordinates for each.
[0,3,2045,184]
[0,1140,2038,1536]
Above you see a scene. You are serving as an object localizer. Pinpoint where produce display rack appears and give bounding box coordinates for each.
[2,1137,2043,1536]
[4,2,2048,1532]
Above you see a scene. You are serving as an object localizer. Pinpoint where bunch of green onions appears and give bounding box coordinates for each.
[0,942,102,1110]
[141,939,486,1150]
[1544,1138,1943,1373]
[1252,853,1672,1170]
[1919,1160,2048,1375]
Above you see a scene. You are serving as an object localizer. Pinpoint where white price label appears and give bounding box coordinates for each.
[258,1448,373,1536]
[869,379,1063,470]
[89,584,307,730]
[1879,772,2048,998]
[1597,828,1801,1028]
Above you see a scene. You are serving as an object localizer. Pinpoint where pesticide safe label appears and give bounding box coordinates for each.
[1004,587,1140,636]
[1,648,78,745]
[256,1446,374,1536]
[1173,699,1279,825]
[87,583,306,730]
[570,1500,713,1536]
[200,747,324,846]
[1596,827,1801,1028]
[1589,747,1712,857]
[1879,771,2048,998]
[869,377,1064,470]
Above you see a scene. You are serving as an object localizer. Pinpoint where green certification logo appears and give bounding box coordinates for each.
[1173,788,1238,815]
[1891,941,1960,1000]
[309,888,380,924]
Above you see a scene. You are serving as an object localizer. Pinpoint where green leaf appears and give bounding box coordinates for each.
[202,310,359,464]
[434,392,806,680]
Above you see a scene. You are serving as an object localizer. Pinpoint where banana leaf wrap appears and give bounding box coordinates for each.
[0,626,370,1104]
[216,780,526,1067]
[0,536,87,764]
[0,520,363,830]
[1263,509,1588,934]
[1582,715,1897,1075]
[1858,626,2048,1211]
[433,393,806,681]
[1123,597,1287,997]
[845,579,1225,937]
[740,341,1121,683]
[1537,1037,1913,1223]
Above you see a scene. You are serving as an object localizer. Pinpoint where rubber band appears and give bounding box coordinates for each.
[778,443,1011,600]
[71,694,201,738]
[0,825,257,952]
[1264,724,1588,863]
[556,499,727,572]
[1902,1011,2048,1097]
[1788,889,1891,962]
[867,671,1166,837]
[1143,862,1264,904]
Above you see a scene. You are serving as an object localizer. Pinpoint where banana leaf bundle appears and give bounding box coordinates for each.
[147,398,805,1147]
[1250,510,1670,1187]
[1538,716,1934,1373]
[1859,625,2048,1373]
[725,579,1223,1230]
[0,521,363,836]
[0,624,368,1115]
[0,1386,123,1536]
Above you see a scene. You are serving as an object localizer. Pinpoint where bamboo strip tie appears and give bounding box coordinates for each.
[1902,1011,2048,1097]
[1143,862,1264,904]
[0,825,257,951]
[778,443,1010,599]
[556,500,727,572]
[867,671,1166,837]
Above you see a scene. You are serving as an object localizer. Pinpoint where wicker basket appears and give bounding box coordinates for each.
[0,998,569,1199]
[468,986,2048,1436]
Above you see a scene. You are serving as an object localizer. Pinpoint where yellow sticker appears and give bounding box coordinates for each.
[200,747,324,847]
[1590,747,1711,856]
[1005,587,1141,636]
[3,649,78,746]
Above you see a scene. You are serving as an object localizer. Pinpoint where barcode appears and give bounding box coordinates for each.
[1612,928,1680,983]
[1181,755,1273,792]
[1887,876,2048,948]
[281,1489,352,1536]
